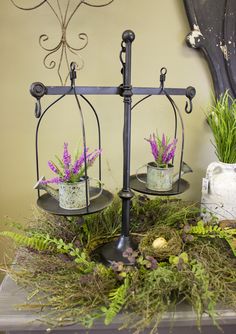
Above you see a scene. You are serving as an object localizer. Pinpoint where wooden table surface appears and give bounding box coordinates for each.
[0,274,236,333]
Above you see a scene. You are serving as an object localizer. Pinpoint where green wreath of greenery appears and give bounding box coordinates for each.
[1,196,236,334]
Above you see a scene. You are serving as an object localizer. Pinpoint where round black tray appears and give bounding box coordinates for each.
[37,187,114,216]
[130,173,189,196]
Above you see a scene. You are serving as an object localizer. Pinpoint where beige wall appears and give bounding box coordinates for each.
[0,1,215,260]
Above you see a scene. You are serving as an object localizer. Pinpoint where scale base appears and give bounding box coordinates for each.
[99,235,137,265]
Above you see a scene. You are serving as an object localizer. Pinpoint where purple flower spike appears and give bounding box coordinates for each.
[87,149,102,166]
[40,177,62,185]
[162,142,173,161]
[145,135,158,161]
[41,143,102,185]
[48,161,59,174]
[72,156,84,174]
[72,148,89,174]
[145,133,177,166]
[64,169,71,182]
[164,138,177,164]
[63,143,71,169]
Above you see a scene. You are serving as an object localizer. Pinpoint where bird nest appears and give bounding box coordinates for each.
[139,225,183,260]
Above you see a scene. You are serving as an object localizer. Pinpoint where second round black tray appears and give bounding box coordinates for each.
[37,187,114,216]
[130,173,189,196]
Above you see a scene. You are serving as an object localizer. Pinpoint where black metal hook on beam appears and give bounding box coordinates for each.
[30,82,47,118]
[160,67,167,89]
[70,62,77,86]
[185,86,196,114]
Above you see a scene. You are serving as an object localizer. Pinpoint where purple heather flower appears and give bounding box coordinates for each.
[164,139,177,164]
[63,169,71,182]
[87,149,102,166]
[40,176,62,185]
[165,150,175,164]
[145,134,158,161]
[63,142,71,169]
[72,148,89,174]
[41,143,102,185]
[162,142,173,163]
[48,160,59,174]
[146,133,177,165]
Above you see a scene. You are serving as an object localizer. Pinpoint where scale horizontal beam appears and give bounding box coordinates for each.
[45,86,188,96]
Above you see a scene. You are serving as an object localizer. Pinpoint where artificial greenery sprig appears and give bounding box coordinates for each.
[185,220,236,238]
[101,277,130,325]
[1,197,236,333]
[190,260,217,325]
[184,220,236,256]
[207,90,236,163]
[0,231,95,274]
[0,231,53,252]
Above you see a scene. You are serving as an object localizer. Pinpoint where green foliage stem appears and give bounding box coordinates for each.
[102,277,130,325]
[187,221,236,256]
[190,260,217,325]
[188,221,236,239]
[2,198,236,334]
[0,231,53,252]
[207,90,236,163]
[0,231,95,274]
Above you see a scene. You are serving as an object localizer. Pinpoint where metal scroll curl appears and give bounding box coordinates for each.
[11,0,115,85]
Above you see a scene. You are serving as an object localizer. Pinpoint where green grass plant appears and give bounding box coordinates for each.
[207,90,236,163]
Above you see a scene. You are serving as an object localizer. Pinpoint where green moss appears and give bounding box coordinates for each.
[1,197,236,333]
[139,225,183,260]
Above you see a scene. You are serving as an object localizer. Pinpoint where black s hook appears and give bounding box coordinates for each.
[119,41,126,75]
[185,98,193,114]
[185,86,196,114]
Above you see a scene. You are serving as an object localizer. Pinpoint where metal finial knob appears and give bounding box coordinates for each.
[122,30,135,43]
[186,86,196,99]
[30,82,47,99]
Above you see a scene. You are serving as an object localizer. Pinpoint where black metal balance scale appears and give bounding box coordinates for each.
[30,30,196,265]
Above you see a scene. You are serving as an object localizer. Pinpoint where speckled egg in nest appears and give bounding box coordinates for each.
[139,225,183,260]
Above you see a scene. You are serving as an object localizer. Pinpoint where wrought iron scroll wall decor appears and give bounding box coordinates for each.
[184,0,236,98]
[30,30,196,265]
[11,0,114,85]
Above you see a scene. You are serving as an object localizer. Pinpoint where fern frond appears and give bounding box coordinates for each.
[0,231,95,273]
[103,277,129,325]
[0,231,53,252]
[188,221,236,240]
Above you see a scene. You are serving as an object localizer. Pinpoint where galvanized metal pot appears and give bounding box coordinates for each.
[59,178,102,210]
[136,162,174,191]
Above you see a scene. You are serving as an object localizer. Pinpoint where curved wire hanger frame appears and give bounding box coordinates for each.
[35,63,102,211]
[131,68,187,192]
[10,0,115,85]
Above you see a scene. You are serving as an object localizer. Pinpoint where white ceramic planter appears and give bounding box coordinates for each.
[137,162,174,191]
[201,161,236,221]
